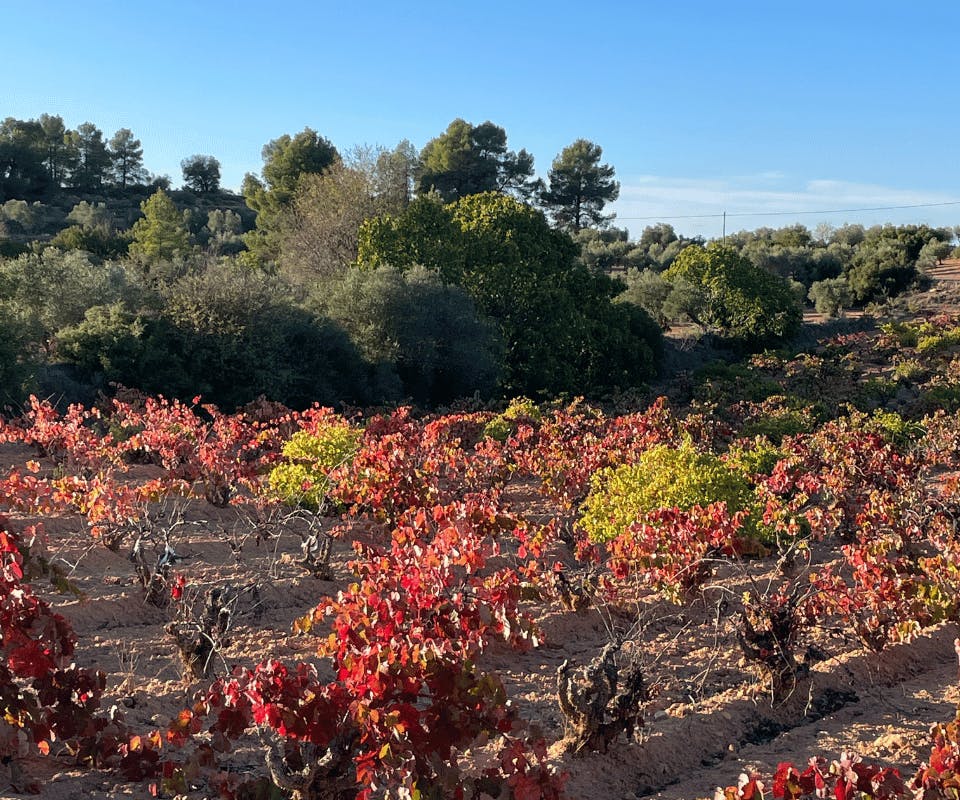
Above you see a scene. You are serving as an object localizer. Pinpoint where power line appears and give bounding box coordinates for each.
[616,199,960,222]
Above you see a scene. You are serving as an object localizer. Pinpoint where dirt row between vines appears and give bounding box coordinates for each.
[562,625,960,799]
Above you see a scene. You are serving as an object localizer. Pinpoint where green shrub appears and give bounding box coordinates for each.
[579,441,760,543]
[482,396,542,442]
[724,437,785,478]
[55,264,372,410]
[315,264,502,406]
[0,314,35,405]
[738,396,818,443]
[864,410,925,447]
[268,424,361,510]
[880,321,919,348]
[664,242,802,345]
[808,277,854,317]
[893,358,927,382]
[358,192,663,397]
[917,327,960,354]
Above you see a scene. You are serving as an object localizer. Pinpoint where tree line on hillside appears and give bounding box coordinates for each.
[0,115,226,200]
[599,220,958,324]
[0,112,953,411]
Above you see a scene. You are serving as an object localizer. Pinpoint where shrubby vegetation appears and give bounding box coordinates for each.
[314,265,502,406]
[359,192,662,396]
[735,222,954,313]
[268,419,361,509]
[661,242,803,344]
[579,440,760,543]
[55,266,371,409]
[1,111,956,410]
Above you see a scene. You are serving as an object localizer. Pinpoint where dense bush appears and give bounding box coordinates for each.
[0,315,35,406]
[159,263,369,407]
[55,263,373,410]
[844,240,918,302]
[578,440,759,543]
[808,277,854,317]
[55,304,196,400]
[0,248,131,354]
[583,299,662,392]
[358,192,662,397]
[741,239,844,288]
[664,242,802,345]
[616,267,704,328]
[483,396,542,442]
[840,225,949,303]
[316,264,502,406]
[268,422,361,509]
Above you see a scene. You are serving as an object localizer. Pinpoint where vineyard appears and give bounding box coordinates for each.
[7,300,960,799]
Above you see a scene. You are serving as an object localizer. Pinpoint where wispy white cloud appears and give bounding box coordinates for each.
[611,175,960,238]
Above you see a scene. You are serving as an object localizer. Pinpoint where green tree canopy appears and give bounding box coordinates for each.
[842,224,951,302]
[244,128,339,207]
[67,122,111,191]
[358,195,465,280]
[203,209,244,255]
[639,223,678,250]
[617,268,706,328]
[664,242,802,344]
[128,189,193,270]
[373,140,418,210]
[0,117,50,201]
[808,277,854,317]
[358,192,660,396]
[38,114,75,187]
[242,128,339,265]
[181,154,221,193]
[575,227,644,272]
[416,119,537,202]
[108,128,147,188]
[539,138,619,232]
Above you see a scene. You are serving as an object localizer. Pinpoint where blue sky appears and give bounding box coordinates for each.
[7,0,960,238]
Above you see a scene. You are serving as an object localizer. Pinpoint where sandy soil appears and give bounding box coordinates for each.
[2,458,956,800]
